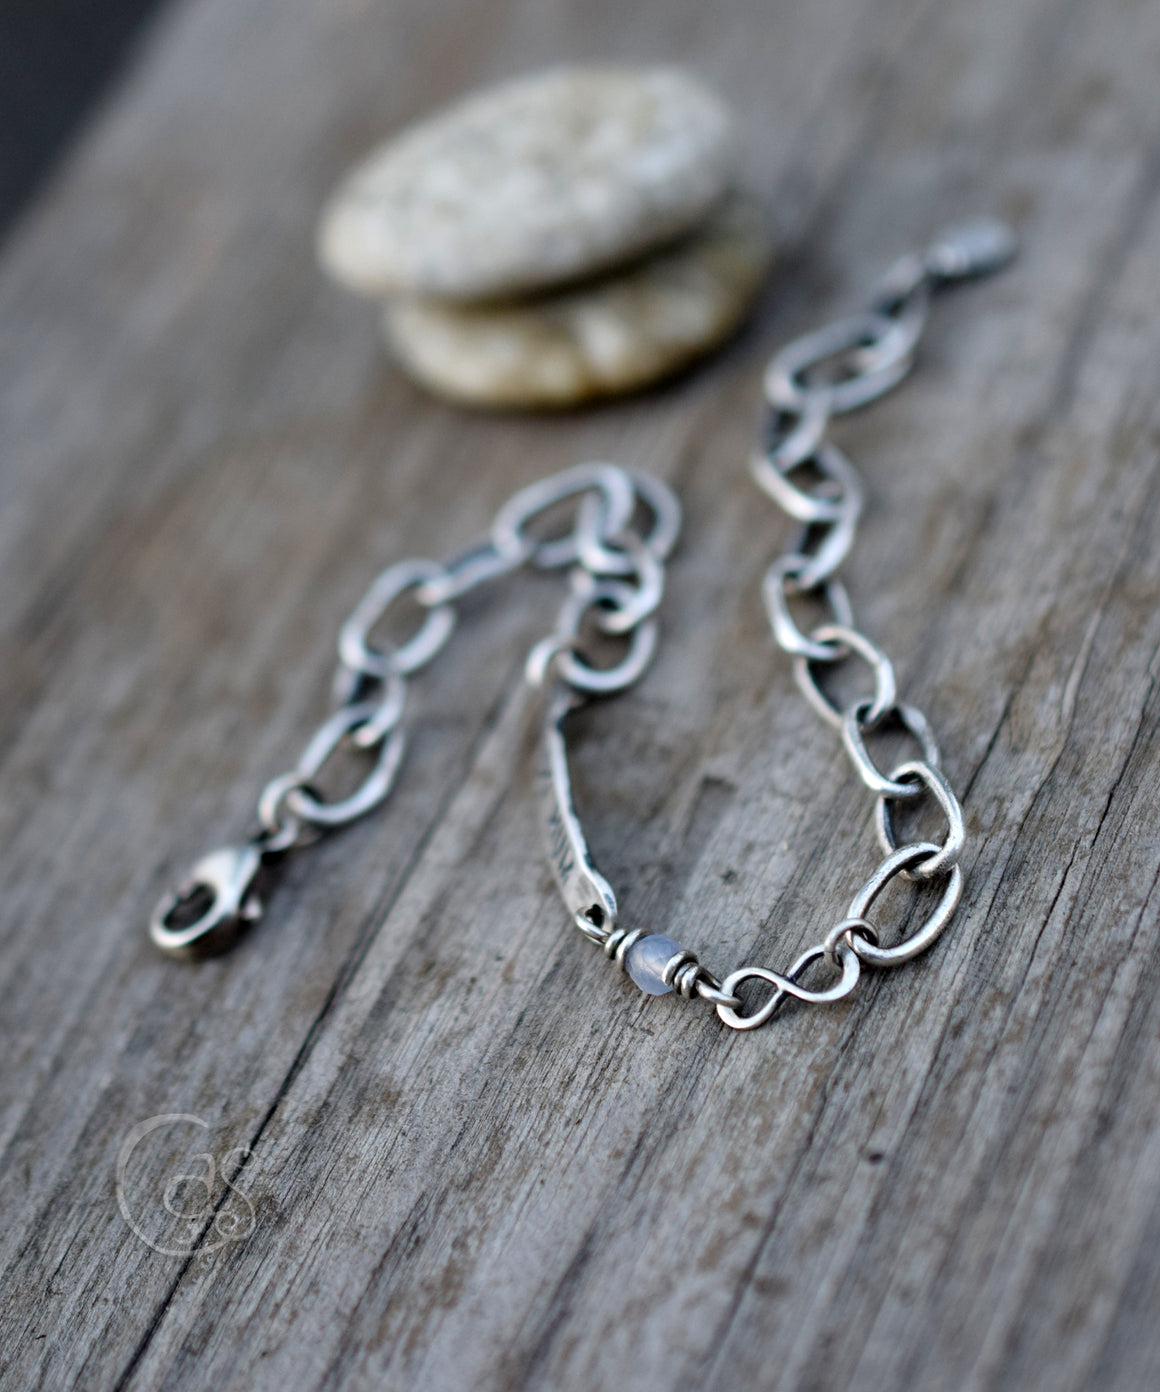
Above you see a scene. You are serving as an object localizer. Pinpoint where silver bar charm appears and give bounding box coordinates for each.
[536,686,618,942]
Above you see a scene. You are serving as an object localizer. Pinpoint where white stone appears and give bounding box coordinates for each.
[318,65,735,301]
[381,193,772,408]
[625,934,681,995]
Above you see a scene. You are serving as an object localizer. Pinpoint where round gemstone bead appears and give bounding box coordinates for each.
[625,933,681,995]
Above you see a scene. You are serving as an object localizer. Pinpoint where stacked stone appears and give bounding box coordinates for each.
[317,66,771,409]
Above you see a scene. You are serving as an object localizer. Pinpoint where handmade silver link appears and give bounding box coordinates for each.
[844,843,964,967]
[557,624,659,695]
[764,310,918,415]
[793,624,898,730]
[338,558,457,679]
[715,943,862,1031]
[349,670,407,749]
[873,759,966,881]
[574,464,682,574]
[285,704,407,828]
[585,536,665,635]
[413,540,527,606]
[490,462,635,571]
[841,700,940,797]
[543,572,660,694]
[762,557,854,662]
[821,916,878,965]
[752,437,864,528]
[255,773,309,852]
[706,217,1016,1029]
[784,482,862,589]
[762,398,830,470]
[621,466,683,562]
[150,463,679,958]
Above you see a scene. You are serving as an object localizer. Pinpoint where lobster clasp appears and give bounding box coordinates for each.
[149,843,266,959]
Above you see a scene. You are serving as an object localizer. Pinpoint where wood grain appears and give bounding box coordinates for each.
[3,0,1160,1388]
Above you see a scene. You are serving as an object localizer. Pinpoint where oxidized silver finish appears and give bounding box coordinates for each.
[286,705,407,828]
[712,217,1016,1030]
[873,759,966,880]
[716,942,862,1031]
[844,842,964,966]
[763,311,917,415]
[536,686,619,940]
[149,843,265,959]
[151,460,680,959]
[792,623,897,729]
[490,462,635,570]
[339,558,457,678]
[761,558,854,662]
[150,218,1013,1038]
[840,699,940,797]
[750,440,863,524]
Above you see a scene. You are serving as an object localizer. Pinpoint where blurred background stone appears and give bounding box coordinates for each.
[318,65,735,301]
[383,193,772,407]
[318,62,770,408]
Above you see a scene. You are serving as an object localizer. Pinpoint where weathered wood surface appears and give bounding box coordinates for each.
[3,0,1160,1387]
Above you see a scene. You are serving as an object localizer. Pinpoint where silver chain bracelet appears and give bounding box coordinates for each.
[150,463,680,957]
[152,215,1015,1039]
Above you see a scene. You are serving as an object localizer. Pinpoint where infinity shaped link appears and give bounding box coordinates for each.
[716,942,861,1031]
[845,840,963,967]
[793,624,897,730]
[874,759,964,880]
[841,699,940,797]
[339,558,457,679]
[287,703,407,828]
[762,556,854,662]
